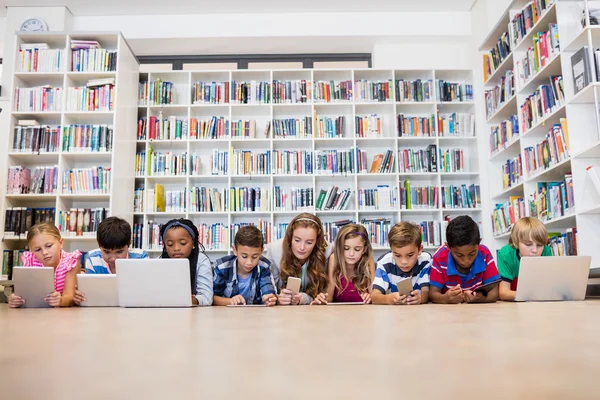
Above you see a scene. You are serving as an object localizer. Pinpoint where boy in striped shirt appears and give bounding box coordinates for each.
[430,216,500,304]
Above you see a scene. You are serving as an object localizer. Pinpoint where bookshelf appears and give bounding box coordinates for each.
[480,0,600,268]
[135,68,480,260]
[0,32,139,280]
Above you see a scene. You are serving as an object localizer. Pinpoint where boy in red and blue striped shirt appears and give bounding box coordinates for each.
[430,216,500,304]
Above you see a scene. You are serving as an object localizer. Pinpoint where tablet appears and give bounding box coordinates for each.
[474,278,502,294]
[12,267,55,308]
[76,274,118,307]
[396,278,414,297]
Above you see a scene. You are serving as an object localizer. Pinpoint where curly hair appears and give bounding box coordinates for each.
[280,213,328,298]
[446,215,481,248]
[332,224,373,295]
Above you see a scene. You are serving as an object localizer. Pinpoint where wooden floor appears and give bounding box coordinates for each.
[1,302,600,399]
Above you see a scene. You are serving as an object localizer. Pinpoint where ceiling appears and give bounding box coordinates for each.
[0,0,477,16]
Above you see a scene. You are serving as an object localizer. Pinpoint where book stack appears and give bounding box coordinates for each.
[7,166,58,194]
[4,207,56,237]
[189,187,227,212]
[492,196,526,236]
[519,76,565,133]
[358,185,398,210]
[438,113,475,137]
[397,114,436,137]
[368,150,395,173]
[231,120,257,138]
[190,116,229,140]
[490,115,519,155]
[355,114,383,137]
[322,220,354,243]
[313,80,353,102]
[272,150,313,175]
[419,220,447,247]
[484,69,514,119]
[439,148,465,172]
[135,151,146,176]
[198,223,229,250]
[483,32,511,82]
[134,188,144,213]
[436,80,473,102]
[210,150,229,175]
[400,181,439,209]
[523,119,570,177]
[66,83,114,111]
[230,149,271,175]
[272,117,312,138]
[516,24,560,87]
[192,81,229,104]
[398,145,438,173]
[231,80,270,104]
[18,43,65,73]
[549,228,577,256]
[316,186,353,211]
[132,223,144,249]
[315,115,345,138]
[314,149,355,175]
[361,218,392,247]
[228,187,269,212]
[508,0,555,48]
[528,176,575,222]
[395,79,433,102]
[502,155,523,190]
[14,86,63,112]
[57,207,109,237]
[62,166,111,194]
[148,150,188,176]
[354,80,393,102]
[70,40,117,72]
[142,79,175,105]
[272,186,314,212]
[13,124,60,153]
[272,80,311,104]
[62,124,113,152]
[441,184,481,209]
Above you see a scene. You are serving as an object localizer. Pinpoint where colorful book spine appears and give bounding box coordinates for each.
[272,80,311,104]
[515,24,560,87]
[355,114,383,137]
[322,219,354,243]
[192,81,230,104]
[134,188,144,213]
[315,115,345,138]
[490,115,519,155]
[314,149,356,174]
[231,80,270,104]
[230,149,271,175]
[397,114,437,137]
[528,175,575,222]
[272,150,313,175]
[395,79,433,102]
[228,187,270,212]
[272,117,312,138]
[231,120,257,138]
[439,148,465,172]
[419,220,447,247]
[71,48,117,72]
[441,184,481,209]
[502,155,523,190]
[400,181,439,209]
[523,120,569,178]
[482,31,512,82]
[66,85,114,111]
[272,186,314,211]
[14,86,63,112]
[57,208,108,236]
[7,166,58,194]
[519,76,565,133]
[210,150,229,175]
[18,48,65,73]
[61,166,111,194]
[367,150,395,173]
[189,117,229,139]
[358,185,398,210]
[230,220,272,245]
[354,80,393,102]
[398,146,438,173]
[508,1,555,48]
[549,227,577,256]
[146,79,175,105]
[13,125,61,153]
[313,80,353,102]
[315,187,353,211]
[164,189,187,213]
[438,113,475,137]
[484,69,514,119]
[148,151,188,176]
[198,223,229,250]
[189,187,228,212]
[491,196,525,236]
[62,124,113,152]
[361,218,392,247]
[4,207,56,236]
[436,80,473,102]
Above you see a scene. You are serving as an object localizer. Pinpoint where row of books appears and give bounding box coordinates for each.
[62,166,112,194]
[492,196,526,236]
[367,150,395,174]
[355,115,382,137]
[358,218,391,247]
[440,184,481,209]
[484,69,514,120]
[12,125,60,153]
[508,0,555,48]
[398,145,438,173]
[1,250,24,280]
[437,81,473,102]
[272,117,312,138]
[14,86,62,112]
[436,113,475,137]
[313,80,353,102]
[355,80,393,102]
[62,124,113,153]
[396,79,433,103]
[315,116,346,138]
[397,114,436,137]
[65,84,114,112]
[549,228,577,256]
[519,76,565,133]
[192,81,229,104]
[483,32,511,82]
[400,181,438,210]
[439,148,466,173]
[17,46,65,73]
[7,166,58,195]
[523,120,570,177]
[358,186,397,210]
[71,48,117,73]
[231,80,271,104]
[4,207,56,237]
[57,208,109,237]
[272,80,311,104]
[490,115,519,156]
[231,149,271,175]
[419,220,448,247]
[515,24,560,88]
[139,79,175,106]
[146,151,188,177]
[528,176,575,223]
[316,186,353,211]
[272,150,313,175]
[501,155,523,191]
[273,187,314,212]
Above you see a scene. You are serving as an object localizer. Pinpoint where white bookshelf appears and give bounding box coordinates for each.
[480,0,600,269]
[135,68,480,260]
[0,32,139,261]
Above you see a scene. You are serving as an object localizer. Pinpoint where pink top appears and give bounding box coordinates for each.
[21,250,82,294]
[333,275,364,303]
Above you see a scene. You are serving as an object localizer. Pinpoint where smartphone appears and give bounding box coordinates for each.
[396,278,414,297]
[287,277,302,294]
[474,278,502,294]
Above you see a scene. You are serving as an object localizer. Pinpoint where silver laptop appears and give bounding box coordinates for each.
[12,267,55,308]
[116,258,192,308]
[76,274,119,307]
[515,256,591,301]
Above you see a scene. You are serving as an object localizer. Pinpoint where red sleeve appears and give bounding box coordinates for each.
[429,251,447,290]
[481,246,500,284]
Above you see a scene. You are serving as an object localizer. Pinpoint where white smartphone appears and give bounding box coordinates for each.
[396,278,414,297]
[287,277,302,294]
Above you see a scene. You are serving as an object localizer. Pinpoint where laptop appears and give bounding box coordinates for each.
[116,258,192,308]
[12,267,55,308]
[515,256,591,302]
[76,274,119,307]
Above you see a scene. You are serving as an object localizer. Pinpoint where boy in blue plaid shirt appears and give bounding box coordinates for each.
[213,225,277,306]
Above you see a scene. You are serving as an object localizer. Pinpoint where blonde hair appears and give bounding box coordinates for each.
[332,224,373,295]
[388,222,422,249]
[280,213,328,298]
[26,222,62,245]
[509,217,548,248]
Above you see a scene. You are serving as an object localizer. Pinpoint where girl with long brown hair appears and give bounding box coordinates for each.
[264,213,332,305]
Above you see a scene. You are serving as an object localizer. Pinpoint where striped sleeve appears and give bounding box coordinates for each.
[372,264,390,294]
[481,245,501,284]
[415,261,431,289]
[429,251,446,289]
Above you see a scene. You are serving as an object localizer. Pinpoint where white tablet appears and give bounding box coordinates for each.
[12,267,55,308]
[76,274,118,307]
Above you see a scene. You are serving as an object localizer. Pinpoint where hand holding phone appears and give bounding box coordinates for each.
[287,277,301,294]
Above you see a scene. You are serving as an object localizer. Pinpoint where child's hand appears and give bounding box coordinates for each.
[262,293,277,307]
[229,295,246,306]
[292,293,302,305]
[361,292,372,304]
[391,293,408,305]
[73,289,86,305]
[8,293,25,308]
[311,292,328,305]
[278,288,294,305]
[445,285,463,304]
[463,290,484,303]
[406,290,421,305]
[45,291,62,307]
